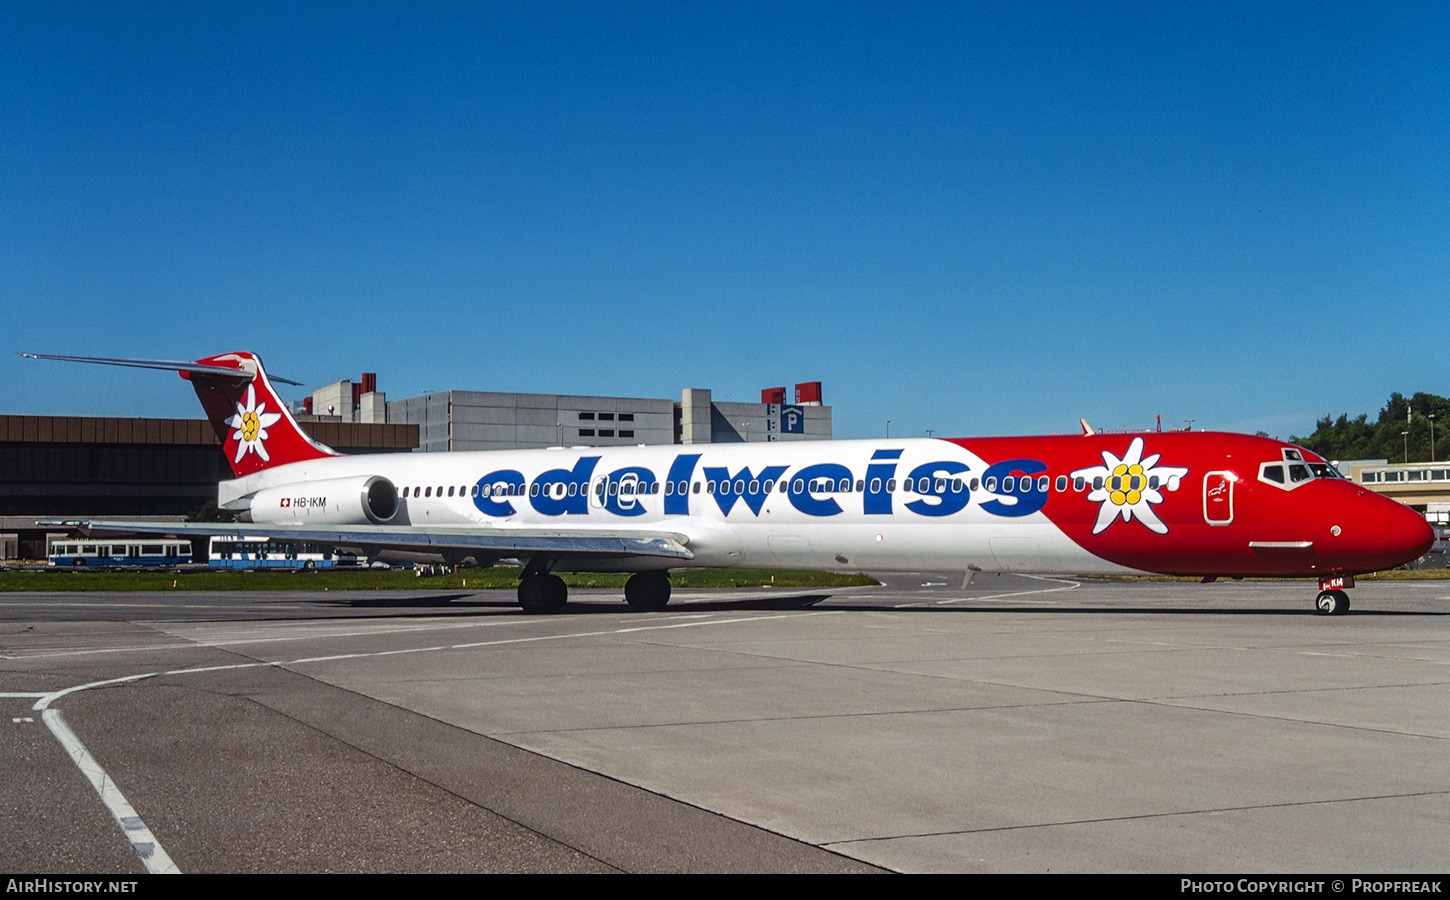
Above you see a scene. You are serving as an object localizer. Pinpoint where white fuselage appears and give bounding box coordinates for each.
[223,438,1128,575]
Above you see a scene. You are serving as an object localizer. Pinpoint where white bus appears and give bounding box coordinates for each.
[48,540,192,568]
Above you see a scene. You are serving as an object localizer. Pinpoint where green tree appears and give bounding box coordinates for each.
[1293,392,1450,463]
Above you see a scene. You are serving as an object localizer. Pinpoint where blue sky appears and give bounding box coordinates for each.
[4,1,1446,440]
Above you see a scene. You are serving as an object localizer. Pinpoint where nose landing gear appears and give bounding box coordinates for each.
[1315,589,1350,616]
[1315,574,1353,615]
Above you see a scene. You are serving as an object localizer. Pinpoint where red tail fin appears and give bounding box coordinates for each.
[184,352,338,477]
[21,351,339,477]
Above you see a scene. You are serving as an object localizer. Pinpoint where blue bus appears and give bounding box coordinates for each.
[208,536,365,569]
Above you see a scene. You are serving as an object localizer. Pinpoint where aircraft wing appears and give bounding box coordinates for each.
[38,520,694,561]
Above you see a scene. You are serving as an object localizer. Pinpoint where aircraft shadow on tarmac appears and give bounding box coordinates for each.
[317,591,1446,617]
[316,592,837,614]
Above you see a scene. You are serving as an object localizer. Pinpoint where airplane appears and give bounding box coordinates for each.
[24,351,1435,616]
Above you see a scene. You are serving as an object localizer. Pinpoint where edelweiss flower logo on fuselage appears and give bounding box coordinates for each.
[225,384,283,464]
[1070,437,1188,535]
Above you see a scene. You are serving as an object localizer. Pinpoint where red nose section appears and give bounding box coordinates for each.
[1327,493,1435,574]
[1387,502,1438,565]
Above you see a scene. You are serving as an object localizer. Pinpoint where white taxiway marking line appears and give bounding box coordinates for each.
[894,574,1082,608]
[22,609,826,872]
[7,610,727,661]
[38,706,180,875]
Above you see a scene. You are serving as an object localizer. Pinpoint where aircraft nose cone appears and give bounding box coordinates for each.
[1391,502,1437,563]
[1337,495,1435,572]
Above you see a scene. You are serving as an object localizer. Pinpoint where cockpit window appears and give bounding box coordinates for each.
[1259,451,1343,491]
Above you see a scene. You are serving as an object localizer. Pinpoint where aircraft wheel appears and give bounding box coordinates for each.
[519,574,567,614]
[624,571,671,610]
[1315,590,1350,616]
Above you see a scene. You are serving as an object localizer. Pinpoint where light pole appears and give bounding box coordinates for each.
[1402,431,1410,463]
[741,422,751,443]
[1431,413,1437,463]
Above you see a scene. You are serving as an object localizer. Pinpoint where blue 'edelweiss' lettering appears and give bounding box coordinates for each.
[703,464,788,516]
[474,469,526,516]
[530,456,598,516]
[904,460,972,517]
[664,454,701,515]
[470,451,1052,521]
[864,449,901,515]
[788,462,852,517]
[978,458,1048,517]
[603,465,654,517]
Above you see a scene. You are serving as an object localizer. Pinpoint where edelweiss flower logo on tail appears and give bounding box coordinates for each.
[225,384,283,464]
[1071,437,1188,535]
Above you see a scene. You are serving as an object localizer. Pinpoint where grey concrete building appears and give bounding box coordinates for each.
[384,386,832,452]
[302,370,831,452]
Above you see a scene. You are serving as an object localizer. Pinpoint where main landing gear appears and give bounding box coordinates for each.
[518,572,568,614]
[515,563,672,614]
[623,571,671,610]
